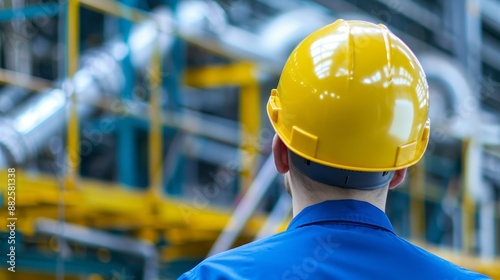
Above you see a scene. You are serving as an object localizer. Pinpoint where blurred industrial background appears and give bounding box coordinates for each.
[0,0,499,279]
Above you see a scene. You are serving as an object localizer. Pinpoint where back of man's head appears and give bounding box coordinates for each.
[268,19,430,196]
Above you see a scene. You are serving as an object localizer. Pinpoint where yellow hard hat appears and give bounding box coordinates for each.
[267,20,430,183]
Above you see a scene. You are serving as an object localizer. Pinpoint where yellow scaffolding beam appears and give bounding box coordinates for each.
[0,170,266,259]
[148,44,163,197]
[66,0,80,190]
[185,62,258,87]
[185,62,261,190]
[462,139,476,254]
[239,78,260,188]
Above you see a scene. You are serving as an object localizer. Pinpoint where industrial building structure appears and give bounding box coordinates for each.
[0,0,499,279]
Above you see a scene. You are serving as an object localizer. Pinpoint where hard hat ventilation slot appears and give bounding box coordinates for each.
[305,159,311,166]
[344,176,349,185]
[382,171,389,176]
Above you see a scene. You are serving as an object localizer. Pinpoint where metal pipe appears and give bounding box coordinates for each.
[371,0,441,31]
[315,0,436,53]
[175,0,282,75]
[0,8,173,168]
[176,0,335,75]
[418,54,496,207]
[258,6,334,62]
[481,0,500,34]
[418,54,478,139]
[208,155,277,256]
[35,218,158,280]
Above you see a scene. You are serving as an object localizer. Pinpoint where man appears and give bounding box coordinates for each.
[179,20,489,279]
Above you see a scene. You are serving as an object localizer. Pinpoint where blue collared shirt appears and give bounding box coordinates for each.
[179,200,490,279]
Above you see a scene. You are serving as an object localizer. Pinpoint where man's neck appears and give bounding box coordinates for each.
[291,186,388,217]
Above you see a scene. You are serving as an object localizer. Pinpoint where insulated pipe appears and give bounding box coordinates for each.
[420,53,500,260]
[418,54,489,203]
[0,8,173,168]
[35,218,158,280]
[176,1,335,75]
[258,6,334,61]
[419,54,478,139]
[175,0,283,75]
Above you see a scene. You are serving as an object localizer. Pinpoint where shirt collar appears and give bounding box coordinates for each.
[287,199,395,234]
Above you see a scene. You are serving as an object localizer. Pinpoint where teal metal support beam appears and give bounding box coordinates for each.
[117,0,142,188]
[0,3,60,22]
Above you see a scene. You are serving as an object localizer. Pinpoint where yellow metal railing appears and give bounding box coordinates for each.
[148,45,164,198]
[462,138,476,254]
[66,0,80,190]
[62,0,163,194]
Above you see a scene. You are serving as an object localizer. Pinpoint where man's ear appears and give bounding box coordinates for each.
[389,168,407,189]
[272,134,289,174]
